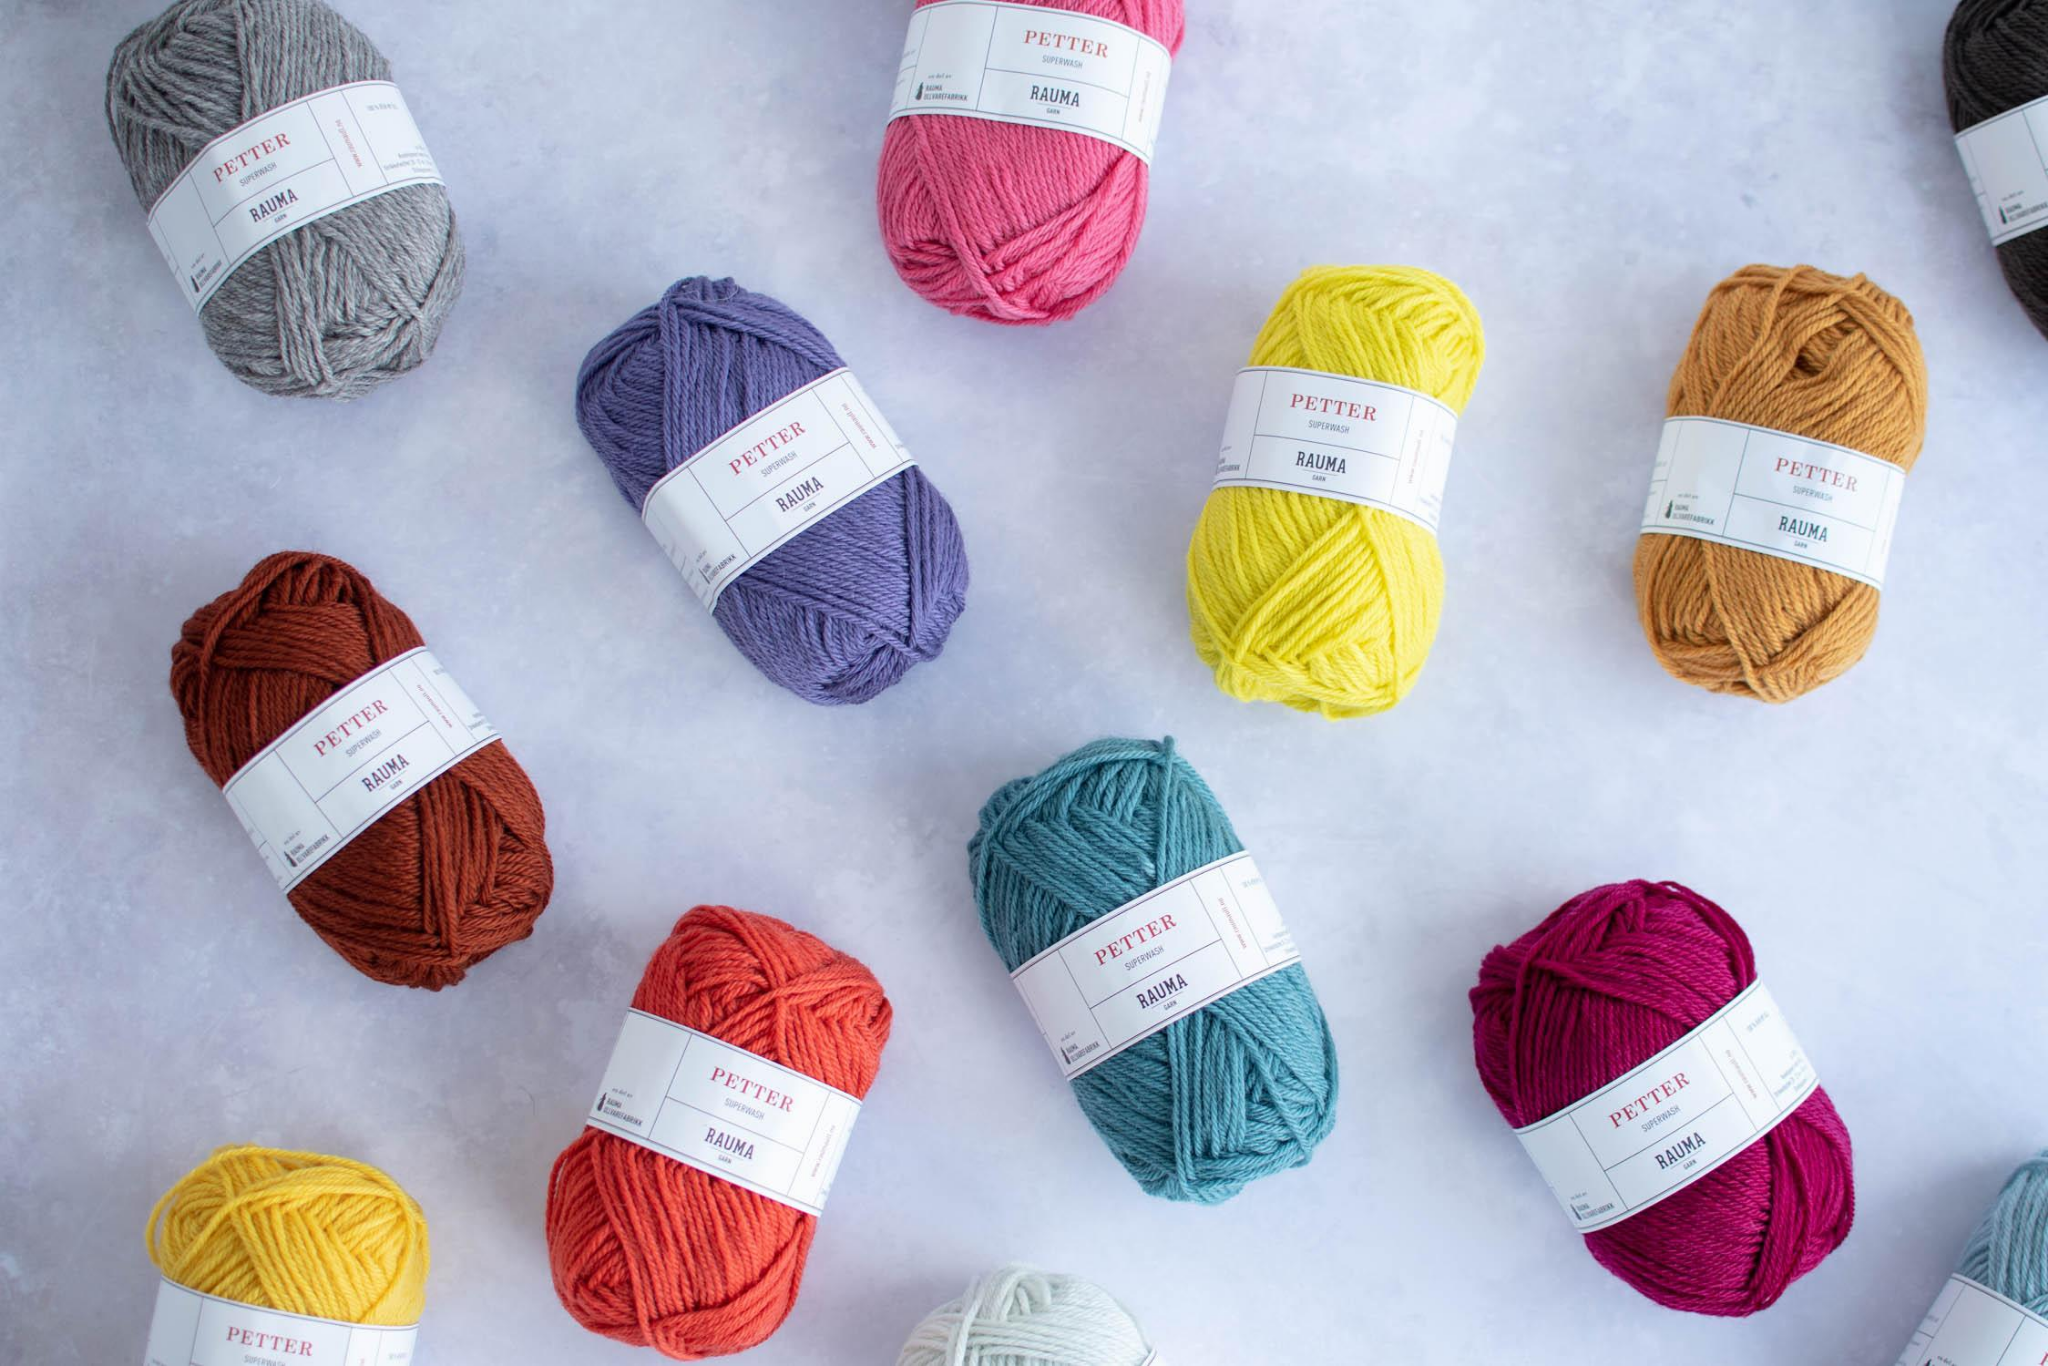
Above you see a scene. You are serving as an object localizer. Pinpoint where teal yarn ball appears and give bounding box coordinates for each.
[968,737,1338,1203]
[1956,1151,2048,1311]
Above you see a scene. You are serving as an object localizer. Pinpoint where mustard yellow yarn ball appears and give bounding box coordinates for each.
[147,1145,430,1326]
[1187,266,1485,718]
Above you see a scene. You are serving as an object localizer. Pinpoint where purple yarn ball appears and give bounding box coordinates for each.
[577,277,969,705]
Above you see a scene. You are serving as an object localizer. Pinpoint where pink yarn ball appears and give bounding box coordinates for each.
[1469,880,1855,1316]
[877,0,1185,325]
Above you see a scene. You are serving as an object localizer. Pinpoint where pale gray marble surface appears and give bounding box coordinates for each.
[4,1,2045,1361]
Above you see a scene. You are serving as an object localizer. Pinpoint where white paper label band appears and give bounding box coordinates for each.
[640,369,914,611]
[587,1012,861,1218]
[1897,1276,2048,1366]
[889,0,1171,163]
[1640,416,1906,591]
[145,81,443,312]
[1956,94,2048,247]
[1211,367,1458,536]
[221,647,500,894]
[145,1279,417,1366]
[1512,982,1819,1234]
[1010,852,1300,1082]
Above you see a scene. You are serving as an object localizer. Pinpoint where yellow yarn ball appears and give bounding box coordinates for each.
[1186,266,1486,718]
[147,1145,429,1326]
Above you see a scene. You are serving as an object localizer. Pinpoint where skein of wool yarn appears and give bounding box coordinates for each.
[576,277,969,705]
[546,906,893,1359]
[969,736,1337,1203]
[877,0,1186,324]
[1955,1152,2048,1311]
[171,551,551,988]
[1634,265,1928,702]
[1186,266,1486,718]
[106,0,464,399]
[1470,880,1855,1316]
[898,1265,1156,1366]
[1946,0,2048,339]
[148,1146,428,1327]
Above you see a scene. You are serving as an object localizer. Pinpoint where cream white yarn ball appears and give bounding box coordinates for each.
[899,1265,1156,1366]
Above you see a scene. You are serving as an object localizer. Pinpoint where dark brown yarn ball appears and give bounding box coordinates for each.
[171,551,551,988]
[1946,0,2048,339]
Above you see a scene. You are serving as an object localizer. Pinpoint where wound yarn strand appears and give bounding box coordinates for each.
[576,277,970,705]
[106,0,464,398]
[969,736,1338,1203]
[898,1265,1157,1366]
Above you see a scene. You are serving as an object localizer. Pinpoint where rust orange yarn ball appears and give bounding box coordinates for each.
[1634,265,1929,702]
[170,551,552,989]
[545,906,893,1360]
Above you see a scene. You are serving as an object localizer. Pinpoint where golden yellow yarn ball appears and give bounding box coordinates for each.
[147,1145,429,1326]
[1186,266,1486,719]
[1635,264,1928,702]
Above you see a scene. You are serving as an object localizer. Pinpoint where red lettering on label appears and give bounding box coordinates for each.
[1093,913,1179,966]
[1771,456,1858,494]
[727,420,807,476]
[708,1064,797,1113]
[212,132,293,183]
[1021,28,1109,57]
[311,698,391,758]
[1287,392,1378,422]
[1606,1071,1690,1128]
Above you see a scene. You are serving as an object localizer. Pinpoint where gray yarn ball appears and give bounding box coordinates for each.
[106,0,464,399]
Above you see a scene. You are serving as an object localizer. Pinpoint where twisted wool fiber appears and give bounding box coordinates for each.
[149,1146,429,1326]
[106,0,464,399]
[171,552,551,989]
[1634,264,1927,702]
[898,1265,1155,1366]
[1946,0,2048,340]
[969,737,1337,1204]
[878,0,1185,324]
[576,277,969,705]
[1953,1152,2048,1312]
[546,907,893,1360]
[1470,881,1855,1316]
[1186,266,1485,718]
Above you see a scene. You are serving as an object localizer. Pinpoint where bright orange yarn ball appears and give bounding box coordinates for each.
[545,906,893,1360]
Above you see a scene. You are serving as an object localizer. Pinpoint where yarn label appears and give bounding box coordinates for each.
[1640,416,1906,591]
[1009,852,1300,1082]
[144,81,443,312]
[586,1011,863,1218]
[1895,1275,2048,1366]
[1955,94,2048,246]
[1210,367,1459,535]
[888,0,1172,163]
[220,647,501,894]
[639,369,915,611]
[144,1279,417,1366]
[1512,981,1819,1234]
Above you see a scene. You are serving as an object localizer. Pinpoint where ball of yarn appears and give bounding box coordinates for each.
[1945,0,2048,340]
[968,736,1337,1203]
[106,0,464,399]
[1186,266,1485,718]
[1953,1150,2048,1310]
[1469,880,1855,1316]
[1634,264,1928,702]
[898,1265,1155,1366]
[876,0,1186,324]
[148,1145,429,1325]
[170,551,552,988]
[545,906,893,1359]
[576,277,969,705]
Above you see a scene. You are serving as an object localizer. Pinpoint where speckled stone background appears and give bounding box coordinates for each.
[3,1,2045,1361]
